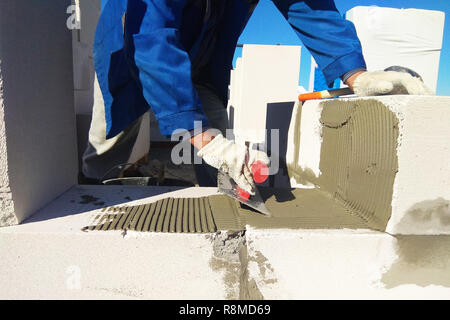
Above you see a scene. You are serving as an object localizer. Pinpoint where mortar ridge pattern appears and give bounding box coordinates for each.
[82,196,220,233]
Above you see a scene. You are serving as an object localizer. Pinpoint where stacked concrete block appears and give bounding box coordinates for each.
[245,227,450,299]
[0,186,242,299]
[287,96,450,235]
[2,184,450,299]
[0,0,78,226]
[72,0,101,115]
[346,6,445,93]
[227,44,301,144]
[71,0,103,164]
[0,231,231,299]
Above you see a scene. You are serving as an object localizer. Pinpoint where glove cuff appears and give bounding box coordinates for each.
[196,133,225,157]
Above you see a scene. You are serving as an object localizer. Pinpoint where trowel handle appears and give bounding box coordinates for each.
[235,161,269,202]
[237,186,251,201]
[298,87,353,101]
[251,161,269,184]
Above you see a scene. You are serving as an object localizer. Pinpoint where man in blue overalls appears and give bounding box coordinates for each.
[82,0,431,194]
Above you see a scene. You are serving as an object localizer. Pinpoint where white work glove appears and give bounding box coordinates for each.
[352,71,433,96]
[197,134,270,195]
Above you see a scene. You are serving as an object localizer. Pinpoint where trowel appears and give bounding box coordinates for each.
[217,161,271,216]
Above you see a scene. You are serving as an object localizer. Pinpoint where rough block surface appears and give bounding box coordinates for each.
[246,227,450,299]
[0,0,78,226]
[0,186,241,299]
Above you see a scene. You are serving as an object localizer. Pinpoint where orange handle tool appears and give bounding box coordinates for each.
[298,87,353,102]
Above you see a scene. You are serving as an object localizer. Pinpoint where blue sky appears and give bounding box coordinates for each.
[236,0,450,96]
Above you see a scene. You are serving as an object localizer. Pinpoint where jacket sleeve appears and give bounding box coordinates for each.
[271,0,366,87]
[125,0,209,136]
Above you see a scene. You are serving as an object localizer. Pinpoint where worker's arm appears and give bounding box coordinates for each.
[271,0,366,87]
[125,0,209,136]
[125,1,269,192]
[271,0,433,96]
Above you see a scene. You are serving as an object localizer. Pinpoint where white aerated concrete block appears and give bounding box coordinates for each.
[387,96,450,234]
[0,0,78,226]
[72,0,101,115]
[346,6,445,93]
[228,45,301,144]
[0,186,235,299]
[246,227,450,299]
[0,232,228,299]
[287,96,450,235]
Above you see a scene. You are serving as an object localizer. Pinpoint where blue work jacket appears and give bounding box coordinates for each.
[94,0,366,138]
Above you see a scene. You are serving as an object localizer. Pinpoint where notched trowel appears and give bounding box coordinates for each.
[217,161,271,216]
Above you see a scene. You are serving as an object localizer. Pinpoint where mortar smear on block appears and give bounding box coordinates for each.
[289,99,400,231]
[83,196,218,233]
[83,188,376,233]
[82,195,244,233]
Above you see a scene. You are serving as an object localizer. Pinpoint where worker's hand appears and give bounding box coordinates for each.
[349,70,433,96]
[196,134,270,195]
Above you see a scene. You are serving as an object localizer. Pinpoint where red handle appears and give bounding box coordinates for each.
[236,186,251,202]
[251,161,269,184]
[235,161,269,203]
